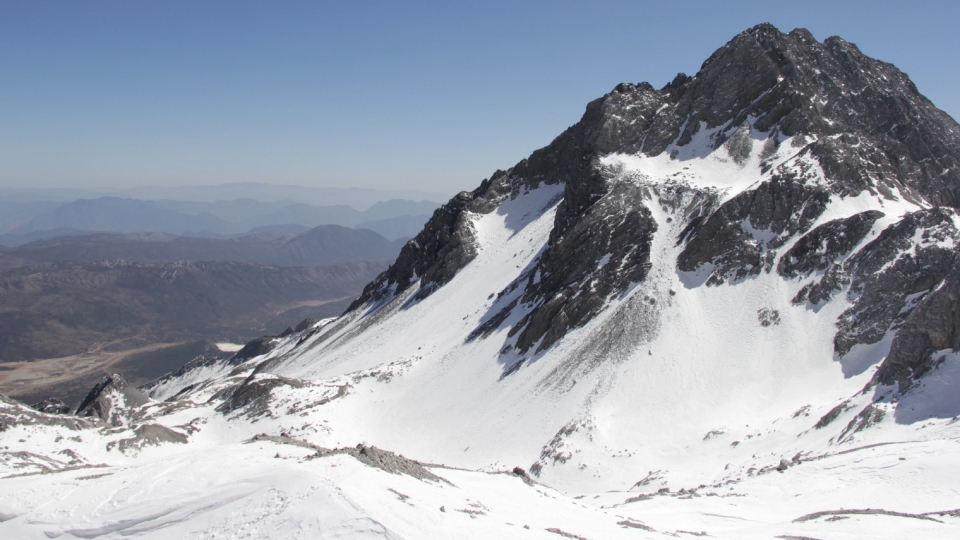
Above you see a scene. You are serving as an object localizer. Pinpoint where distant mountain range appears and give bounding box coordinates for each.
[354,214,434,242]
[0,200,62,235]
[153,197,439,234]
[0,196,439,243]
[0,224,407,270]
[11,197,235,237]
[0,183,449,210]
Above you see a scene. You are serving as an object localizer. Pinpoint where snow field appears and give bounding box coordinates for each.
[0,439,666,540]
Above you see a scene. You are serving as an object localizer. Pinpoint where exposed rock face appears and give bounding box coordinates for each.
[231,336,281,364]
[74,373,150,424]
[837,404,886,442]
[833,209,960,360]
[876,260,960,389]
[674,24,959,203]
[31,398,70,415]
[294,318,319,333]
[347,178,507,310]
[677,178,832,285]
[216,371,304,415]
[508,180,657,354]
[345,23,960,389]
[777,211,884,279]
[115,424,188,453]
[1,393,96,432]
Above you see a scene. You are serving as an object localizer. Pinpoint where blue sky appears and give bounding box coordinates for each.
[2,1,958,194]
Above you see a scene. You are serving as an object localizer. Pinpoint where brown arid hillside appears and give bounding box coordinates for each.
[0,259,387,405]
[0,224,408,270]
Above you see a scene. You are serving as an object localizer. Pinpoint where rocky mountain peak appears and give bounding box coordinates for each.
[341,23,960,392]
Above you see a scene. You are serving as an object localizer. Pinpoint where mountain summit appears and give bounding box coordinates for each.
[3,24,960,539]
[349,23,960,389]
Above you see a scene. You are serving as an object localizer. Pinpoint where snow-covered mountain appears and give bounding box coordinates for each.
[3,23,960,539]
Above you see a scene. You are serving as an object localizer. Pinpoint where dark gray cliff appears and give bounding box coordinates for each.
[777,211,884,279]
[666,24,960,204]
[509,180,657,354]
[831,210,959,359]
[672,24,960,286]
[877,258,960,390]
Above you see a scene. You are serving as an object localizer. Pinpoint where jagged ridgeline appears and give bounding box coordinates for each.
[349,23,960,390]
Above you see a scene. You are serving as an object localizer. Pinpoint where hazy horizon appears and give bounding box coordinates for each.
[3,1,958,194]
[0,182,453,203]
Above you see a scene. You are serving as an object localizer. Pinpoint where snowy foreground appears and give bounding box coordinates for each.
[4,119,960,538]
[2,423,959,539]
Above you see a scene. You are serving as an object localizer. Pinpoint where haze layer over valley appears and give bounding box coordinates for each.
[0,188,442,405]
[2,24,960,539]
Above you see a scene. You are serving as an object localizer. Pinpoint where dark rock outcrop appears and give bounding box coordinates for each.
[31,398,70,415]
[346,193,478,309]
[815,400,853,429]
[509,180,657,354]
[74,373,150,423]
[0,393,96,432]
[230,336,280,364]
[294,318,319,333]
[115,423,188,453]
[666,24,959,204]
[875,260,960,390]
[216,372,304,415]
[838,404,886,441]
[833,209,959,357]
[677,177,831,285]
[346,444,447,483]
[778,210,884,278]
[250,434,448,483]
